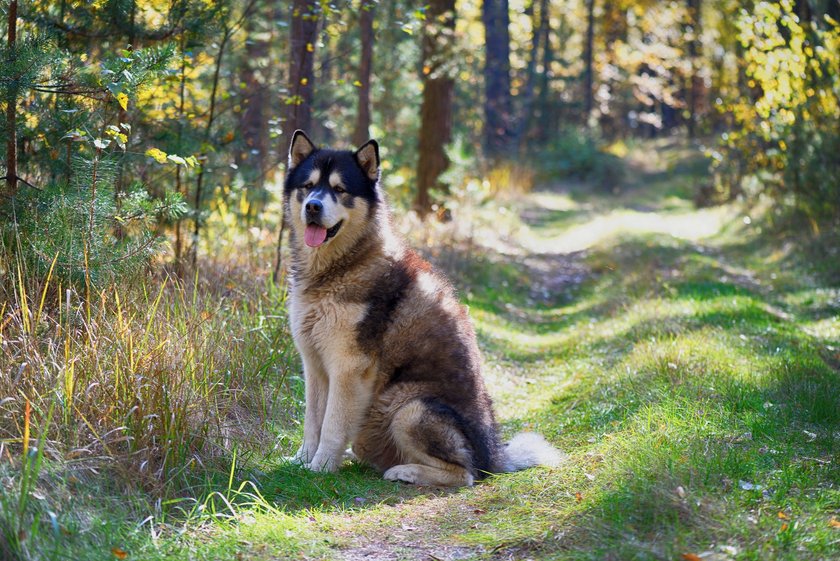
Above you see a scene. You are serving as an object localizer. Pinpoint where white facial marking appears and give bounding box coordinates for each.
[329,171,343,189]
[307,169,321,185]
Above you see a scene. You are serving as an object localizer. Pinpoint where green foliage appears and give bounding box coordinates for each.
[714,1,840,221]
[2,40,186,289]
[535,129,625,190]
[13,156,185,286]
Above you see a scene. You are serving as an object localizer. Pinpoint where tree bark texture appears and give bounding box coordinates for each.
[353,0,375,146]
[583,0,595,123]
[537,3,558,140]
[414,0,456,217]
[517,0,549,148]
[5,0,19,199]
[283,0,319,155]
[686,0,702,138]
[239,14,270,179]
[482,0,512,159]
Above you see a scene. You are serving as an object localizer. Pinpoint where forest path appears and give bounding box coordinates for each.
[256,139,838,561]
[317,140,743,561]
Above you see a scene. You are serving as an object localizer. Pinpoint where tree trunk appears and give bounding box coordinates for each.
[414,0,456,217]
[583,0,595,124]
[276,0,319,280]
[537,4,558,140]
[192,27,231,268]
[4,0,18,199]
[282,0,319,152]
[239,14,270,183]
[353,0,375,146]
[517,0,548,148]
[686,0,702,138]
[174,32,187,273]
[482,0,512,159]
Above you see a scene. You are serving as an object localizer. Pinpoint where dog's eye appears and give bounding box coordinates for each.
[333,185,345,194]
[302,181,313,190]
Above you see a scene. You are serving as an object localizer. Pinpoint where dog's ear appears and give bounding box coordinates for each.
[354,139,380,180]
[289,130,316,169]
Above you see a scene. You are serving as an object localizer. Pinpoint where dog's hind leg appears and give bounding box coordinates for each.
[384,399,475,487]
[383,463,473,486]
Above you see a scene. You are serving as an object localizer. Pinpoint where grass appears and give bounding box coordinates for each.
[1,138,839,560]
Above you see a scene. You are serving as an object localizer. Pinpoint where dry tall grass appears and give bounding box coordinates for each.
[0,250,297,494]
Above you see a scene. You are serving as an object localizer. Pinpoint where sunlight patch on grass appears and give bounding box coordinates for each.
[800,316,840,341]
[522,206,737,254]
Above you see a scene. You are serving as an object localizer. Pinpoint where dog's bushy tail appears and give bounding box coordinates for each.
[498,432,565,473]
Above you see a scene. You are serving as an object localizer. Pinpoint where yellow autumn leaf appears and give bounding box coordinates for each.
[306,42,314,52]
[145,148,168,164]
[116,92,128,111]
[300,77,308,86]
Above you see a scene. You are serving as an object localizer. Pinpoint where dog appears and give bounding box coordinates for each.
[283,130,562,486]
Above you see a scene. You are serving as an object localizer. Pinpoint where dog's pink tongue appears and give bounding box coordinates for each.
[304,224,328,247]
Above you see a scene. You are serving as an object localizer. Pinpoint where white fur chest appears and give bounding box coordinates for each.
[288,285,368,361]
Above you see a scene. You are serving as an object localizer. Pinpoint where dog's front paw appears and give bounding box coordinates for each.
[290,444,317,465]
[307,451,341,473]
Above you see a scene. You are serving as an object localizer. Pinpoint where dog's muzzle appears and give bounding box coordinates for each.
[304,220,343,248]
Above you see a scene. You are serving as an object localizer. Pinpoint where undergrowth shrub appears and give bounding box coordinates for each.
[534,129,625,190]
[712,1,840,222]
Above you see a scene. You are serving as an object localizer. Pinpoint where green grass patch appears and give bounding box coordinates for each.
[2,139,838,560]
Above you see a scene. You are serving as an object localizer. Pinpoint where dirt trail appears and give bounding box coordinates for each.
[328,159,732,560]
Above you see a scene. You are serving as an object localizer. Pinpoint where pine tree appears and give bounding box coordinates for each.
[1,28,186,289]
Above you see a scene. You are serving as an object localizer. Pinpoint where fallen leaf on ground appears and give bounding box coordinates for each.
[681,554,701,561]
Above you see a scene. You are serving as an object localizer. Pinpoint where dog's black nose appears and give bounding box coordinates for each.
[305,199,323,216]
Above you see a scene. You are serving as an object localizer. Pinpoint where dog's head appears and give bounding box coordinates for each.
[284,130,380,251]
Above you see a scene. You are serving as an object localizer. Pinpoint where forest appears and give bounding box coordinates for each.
[1,0,839,559]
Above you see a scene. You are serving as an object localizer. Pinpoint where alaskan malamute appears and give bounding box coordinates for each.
[284,130,562,486]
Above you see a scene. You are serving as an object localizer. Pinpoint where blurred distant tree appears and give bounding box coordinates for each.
[686,0,703,138]
[4,0,19,199]
[353,0,376,146]
[536,0,559,140]
[415,0,456,217]
[283,0,320,152]
[238,4,274,185]
[516,0,548,148]
[275,0,319,279]
[583,0,595,124]
[482,0,512,158]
